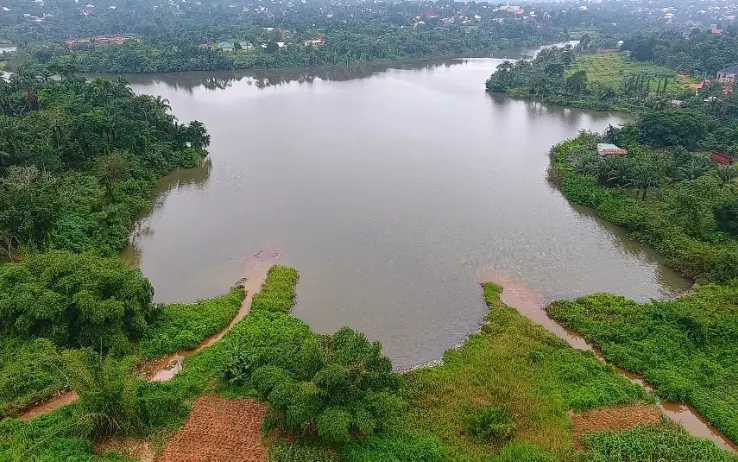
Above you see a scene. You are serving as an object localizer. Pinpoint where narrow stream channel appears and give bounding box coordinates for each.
[478,268,737,452]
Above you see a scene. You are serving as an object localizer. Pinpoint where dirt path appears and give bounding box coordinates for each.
[18,390,79,421]
[155,395,267,462]
[17,247,281,420]
[477,267,737,452]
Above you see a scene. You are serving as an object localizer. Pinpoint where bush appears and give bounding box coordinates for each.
[464,407,515,442]
[0,251,153,354]
[138,287,244,358]
[317,408,353,445]
[68,353,143,439]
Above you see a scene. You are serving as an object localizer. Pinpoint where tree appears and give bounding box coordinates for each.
[565,70,588,95]
[717,165,738,185]
[97,154,131,194]
[0,251,154,354]
[635,109,710,149]
[225,325,402,444]
[266,41,280,53]
[0,166,60,258]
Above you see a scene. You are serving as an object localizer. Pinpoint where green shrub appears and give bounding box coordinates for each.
[547,284,738,443]
[317,407,353,445]
[0,337,68,418]
[464,407,515,443]
[138,287,244,358]
[0,251,153,354]
[579,422,738,462]
[68,353,143,439]
[251,266,299,313]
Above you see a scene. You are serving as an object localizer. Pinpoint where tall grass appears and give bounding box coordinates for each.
[401,283,650,462]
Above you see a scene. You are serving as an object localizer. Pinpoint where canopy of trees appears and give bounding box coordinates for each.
[622,29,738,76]
[0,68,209,258]
[0,251,153,353]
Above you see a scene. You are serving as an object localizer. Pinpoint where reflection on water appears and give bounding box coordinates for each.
[120,42,578,94]
[121,158,211,268]
[122,49,689,371]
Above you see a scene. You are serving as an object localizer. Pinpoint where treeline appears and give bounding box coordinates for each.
[622,28,738,76]
[0,67,209,256]
[14,21,566,73]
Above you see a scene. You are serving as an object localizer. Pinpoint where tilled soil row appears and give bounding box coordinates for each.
[155,395,268,462]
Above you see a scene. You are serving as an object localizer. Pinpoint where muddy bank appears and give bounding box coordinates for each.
[18,246,281,419]
[477,268,737,452]
[148,247,280,381]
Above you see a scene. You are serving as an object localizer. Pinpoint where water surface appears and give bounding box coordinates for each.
[123,48,689,369]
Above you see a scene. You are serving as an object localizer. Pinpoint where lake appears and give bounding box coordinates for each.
[122,47,690,369]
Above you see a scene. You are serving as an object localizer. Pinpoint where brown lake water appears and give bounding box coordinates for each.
[121,46,690,371]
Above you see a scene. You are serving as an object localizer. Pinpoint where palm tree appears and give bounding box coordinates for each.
[717,164,738,185]
[114,76,134,97]
[154,95,171,112]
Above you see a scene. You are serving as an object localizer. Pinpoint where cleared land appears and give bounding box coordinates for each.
[155,395,267,462]
[567,52,695,95]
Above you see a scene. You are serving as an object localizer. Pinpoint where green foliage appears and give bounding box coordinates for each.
[0,71,209,257]
[486,48,692,113]
[342,434,443,462]
[551,133,738,283]
[251,266,300,313]
[622,30,738,76]
[0,251,153,354]
[464,407,515,443]
[138,287,244,358]
[0,337,67,418]
[635,109,710,149]
[547,284,738,443]
[404,282,649,461]
[578,422,738,462]
[68,353,143,439]
[268,441,341,462]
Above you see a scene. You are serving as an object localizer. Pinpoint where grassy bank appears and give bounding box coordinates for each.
[402,283,651,461]
[566,53,694,96]
[547,284,738,444]
[137,287,245,358]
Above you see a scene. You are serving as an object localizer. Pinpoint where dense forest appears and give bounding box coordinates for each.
[622,29,738,76]
[0,0,678,73]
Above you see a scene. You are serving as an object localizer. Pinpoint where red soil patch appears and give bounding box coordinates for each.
[18,390,79,420]
[155,395,267,462]
[570,403,662,448]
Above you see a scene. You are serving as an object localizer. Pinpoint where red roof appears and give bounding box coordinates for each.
[711,152,732,165]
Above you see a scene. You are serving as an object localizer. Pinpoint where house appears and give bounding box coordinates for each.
[717,66,738,84]
[711,152,733,165]
[217,41,234,52]
[597,143,628,157]
[691,79,711,93]
[303,37,324,47]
